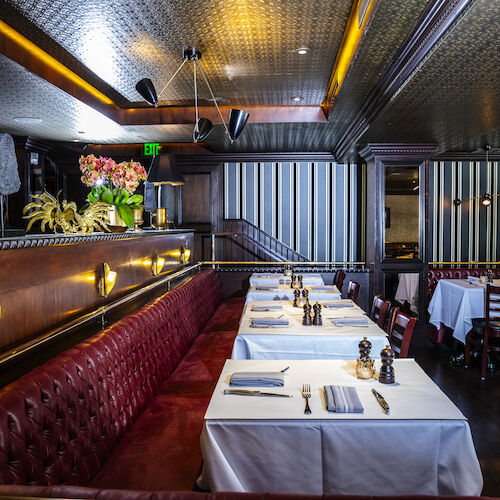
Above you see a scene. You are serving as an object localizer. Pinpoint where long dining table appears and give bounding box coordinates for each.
[246,284,341,303]
[249,272,325,287]
[232,299,388,360]
[198,359,483,496]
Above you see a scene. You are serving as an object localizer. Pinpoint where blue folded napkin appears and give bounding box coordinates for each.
[255,285,279,291]
[323,302,355,309]
[310,286,334,291]
[251,305,283,311]
[324,385,363,413]
[251,317,289,326]
[230,371,285,387]
[332,318,369,327]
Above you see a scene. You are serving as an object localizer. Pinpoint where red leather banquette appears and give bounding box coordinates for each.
[0,268,244,491]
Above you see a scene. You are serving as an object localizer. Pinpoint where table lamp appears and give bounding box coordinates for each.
[146,154,185,229]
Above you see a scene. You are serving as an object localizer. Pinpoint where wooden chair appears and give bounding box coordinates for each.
[370,295,391,328]
[386,307,416,358]
[333,270,346,293]
[465,284,500,380]
[347,280,361,305]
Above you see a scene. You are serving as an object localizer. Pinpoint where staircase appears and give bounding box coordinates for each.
[217,219,309,262]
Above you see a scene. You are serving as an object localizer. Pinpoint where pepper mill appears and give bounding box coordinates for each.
[298,274,304,289]
[293,288,301,307]
[284,264,292,277]
[302,288,309,300]
[302,303,312,325]
[313,302,322,326]
[356,337,375,379]
[379,345,396,384]
[290,273,296,288]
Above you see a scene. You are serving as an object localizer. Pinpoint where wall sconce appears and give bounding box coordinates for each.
[152,252,165,276]
[180,246,191,264]
[454,193,496,207]
[97,263,117,297]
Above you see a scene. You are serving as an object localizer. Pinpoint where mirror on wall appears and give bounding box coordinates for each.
[384,166,420,259]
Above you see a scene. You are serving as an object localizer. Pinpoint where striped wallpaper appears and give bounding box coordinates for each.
[224,161,363,262]
[429,160,500,262]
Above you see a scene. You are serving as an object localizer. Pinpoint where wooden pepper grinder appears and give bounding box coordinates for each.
[302,303,312,325]
[293,288,301,307]
[313,302,322,326]
[379,345,396,384]
[290,273,296,289]
[298,274,304,289]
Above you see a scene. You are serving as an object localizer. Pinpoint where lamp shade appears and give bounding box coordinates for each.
[193,118,213,142]
[228,109,249,141]
[136,78,158,106]
[147,154,185,186]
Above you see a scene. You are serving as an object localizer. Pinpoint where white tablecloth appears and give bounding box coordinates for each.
[249,273,324,287]
[232,300,388,360]
[199,359,482,496]
[246,284,341,303]
[428,279,484,343]
[395,273,419,313]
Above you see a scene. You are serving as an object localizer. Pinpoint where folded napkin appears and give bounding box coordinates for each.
[251,317,289,326]
[467,276,480,283]
[255,285,279,291]
[324,385,363,413]
[332,318,369,327]
[310,286,334,291]
[251,305,283,311]
[230,371,284,387]
[323,302,355,309]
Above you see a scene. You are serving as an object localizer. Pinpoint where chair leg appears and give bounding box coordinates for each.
[464,341,471,368]
[480,335,489,381]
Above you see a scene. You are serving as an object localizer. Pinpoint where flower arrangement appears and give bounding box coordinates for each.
[79,154,147,227]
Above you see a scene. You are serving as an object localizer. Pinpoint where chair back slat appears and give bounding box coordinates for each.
[347,281,361,305]
[485,284,500,334]
[334,270,346,292]
[387,307,416,358]
[370,295,390,328]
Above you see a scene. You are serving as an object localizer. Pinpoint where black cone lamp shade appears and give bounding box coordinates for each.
[228,109,249,141]
[136,78,158,106]
[147,154,185,186]
[193,118,214,142]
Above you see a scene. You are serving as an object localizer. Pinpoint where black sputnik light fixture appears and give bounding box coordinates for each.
[453,145,497,207]
[135,48,249,143]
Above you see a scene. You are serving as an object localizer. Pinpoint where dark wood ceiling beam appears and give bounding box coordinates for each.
[334,0,475,161]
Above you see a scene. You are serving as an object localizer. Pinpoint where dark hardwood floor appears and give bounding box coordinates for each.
[410,326,500,496]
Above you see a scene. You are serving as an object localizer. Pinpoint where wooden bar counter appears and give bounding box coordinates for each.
[0,229,194,356]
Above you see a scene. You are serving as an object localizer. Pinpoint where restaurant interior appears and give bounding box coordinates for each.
[0,0,500,498]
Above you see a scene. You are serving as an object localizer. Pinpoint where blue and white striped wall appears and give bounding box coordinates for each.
[224,161,362,262]
[429,160,500,262]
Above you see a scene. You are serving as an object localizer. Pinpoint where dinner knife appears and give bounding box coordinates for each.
[372,389,390,414]
[224,389,292,398]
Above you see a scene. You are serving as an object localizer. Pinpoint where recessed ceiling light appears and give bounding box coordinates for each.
[13,117,43,124]
[295,47,310,55]
[292,96,303,102]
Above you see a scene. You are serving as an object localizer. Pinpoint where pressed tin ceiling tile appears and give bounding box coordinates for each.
[5,0,353,106]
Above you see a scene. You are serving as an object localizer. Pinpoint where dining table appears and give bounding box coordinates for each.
[245,283,341,303]
[427,278,484,343]
[232,299,388,360]
[249,272,325,287]
[198,359,483,496]
[395,272,419,313]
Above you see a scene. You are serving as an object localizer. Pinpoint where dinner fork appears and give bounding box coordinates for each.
[302,384,311,414]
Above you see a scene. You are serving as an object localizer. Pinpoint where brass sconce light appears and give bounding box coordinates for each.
[180,246,191,264]
[97,263,117,297]
[152,252,166,276]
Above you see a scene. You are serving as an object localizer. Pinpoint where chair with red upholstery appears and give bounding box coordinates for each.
[347,280,361,305]
[386,307,416,358]
[370,295,390,328]
[333,269,346,293]
[465,283,500,380]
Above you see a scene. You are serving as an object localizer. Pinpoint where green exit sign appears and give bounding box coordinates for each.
[144,143,161,156]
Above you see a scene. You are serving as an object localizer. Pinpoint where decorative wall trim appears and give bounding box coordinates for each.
[335,0,475,160]
[0,229,193,250]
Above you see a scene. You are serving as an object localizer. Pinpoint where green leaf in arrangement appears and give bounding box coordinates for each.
[87,193,97,203]
[117,204,134,227]
[101,189,114,204]
[120,191,130,204]
[128,194,143,204]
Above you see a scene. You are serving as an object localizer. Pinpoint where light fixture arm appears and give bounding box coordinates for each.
[157,58,188,99]
[193,59,199,133]
[195,59,232,140]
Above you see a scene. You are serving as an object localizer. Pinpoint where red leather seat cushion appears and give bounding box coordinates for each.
[89,394,209,491]
[202,297,246,333]
[159,331,237,396]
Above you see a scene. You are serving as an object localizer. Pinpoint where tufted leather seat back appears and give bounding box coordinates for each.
[427,267,500,301]
[0,268,222,487]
